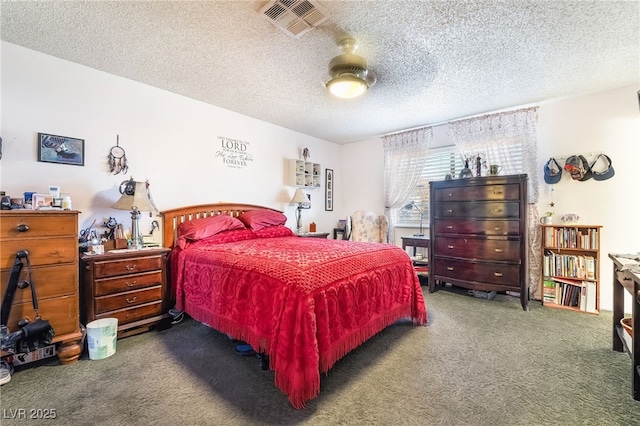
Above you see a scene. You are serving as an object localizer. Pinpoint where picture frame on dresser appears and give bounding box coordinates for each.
[37,132,85,166]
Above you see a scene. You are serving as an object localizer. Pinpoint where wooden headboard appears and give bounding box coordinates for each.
[159,203,283,248]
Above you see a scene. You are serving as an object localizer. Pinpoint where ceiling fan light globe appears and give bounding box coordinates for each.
[326,74,368,99]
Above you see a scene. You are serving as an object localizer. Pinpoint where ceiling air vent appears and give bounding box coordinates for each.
[258,0,329,38]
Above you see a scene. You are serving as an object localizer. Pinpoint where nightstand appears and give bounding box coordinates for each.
[297,232,330,239]
[80,247,171,339]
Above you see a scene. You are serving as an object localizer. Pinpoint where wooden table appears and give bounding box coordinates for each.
[401,236,430,284]
[609,253,639,401]
[401,235,430,257]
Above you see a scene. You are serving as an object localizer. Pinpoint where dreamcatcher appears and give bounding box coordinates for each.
[108,135,128,175]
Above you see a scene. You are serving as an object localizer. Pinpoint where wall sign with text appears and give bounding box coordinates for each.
[216,136,254,169]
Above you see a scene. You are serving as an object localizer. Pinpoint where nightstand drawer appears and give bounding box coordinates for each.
[96,301,163,325]
[1,263,77,303]
[94,286,162,314]
[95,271,163,296]
[93,256,163,278]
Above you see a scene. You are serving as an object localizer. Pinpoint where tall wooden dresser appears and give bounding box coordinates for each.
[429,174,529,310]
[0,210,83,364]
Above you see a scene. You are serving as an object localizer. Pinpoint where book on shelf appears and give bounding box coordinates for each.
[543,280,557,304]
[585,281,597,313]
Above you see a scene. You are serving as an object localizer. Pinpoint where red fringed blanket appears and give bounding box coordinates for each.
[171,235,427,408]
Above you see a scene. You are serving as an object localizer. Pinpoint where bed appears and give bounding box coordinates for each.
[160,203,427,408]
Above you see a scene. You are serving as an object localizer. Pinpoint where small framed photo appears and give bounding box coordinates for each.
[325,168,333,211]
[38,133,84,166]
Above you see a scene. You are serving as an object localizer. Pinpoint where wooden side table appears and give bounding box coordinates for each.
[80,248,172,338]
[401,235,430,257]
[401,236,430,284]
[297,232,330,239]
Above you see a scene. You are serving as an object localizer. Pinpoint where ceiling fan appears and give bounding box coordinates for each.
[325,38,377,99]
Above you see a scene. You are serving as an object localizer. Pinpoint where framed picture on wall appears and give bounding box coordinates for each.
[38,132,85,166]
[325,168,333,211]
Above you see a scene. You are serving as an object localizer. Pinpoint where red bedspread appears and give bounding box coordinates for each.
[171,235,427,408]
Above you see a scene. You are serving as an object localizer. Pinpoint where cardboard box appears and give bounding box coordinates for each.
[9,345,57,366]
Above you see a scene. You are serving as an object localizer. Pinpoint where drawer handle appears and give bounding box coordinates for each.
[125,281,137,287]
[446,209,453,213]
[16,224,29,232]
[447,245,454,249]
[494,272,503,277]
[126,296,137,304]
[494,248,503,253]
[446,225,453,229]
[447,193,453,197]
[493,191,503,195]
[494,227,502,231]
[447,267,454,271]
[493,209,503,213]
[125,265,137,271]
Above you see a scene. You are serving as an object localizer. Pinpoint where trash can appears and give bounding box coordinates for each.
[86,318,118,360]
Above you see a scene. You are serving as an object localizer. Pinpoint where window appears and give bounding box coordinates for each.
[394,142,525,228]
[394,145,463,227]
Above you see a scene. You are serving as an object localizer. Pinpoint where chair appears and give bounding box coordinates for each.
[346,210,389,243]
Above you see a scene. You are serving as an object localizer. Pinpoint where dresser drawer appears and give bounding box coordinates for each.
[434,219,520,236]
[95,271,163,296]
[94,286,162,314]
[4,295,79,337]
[434,183,521,202]
[435,237,521,262]
[96,301,163,325]
[435,202,520,219]
[94,256,163,279]
[433,257,521,288]
[0,237,78,269]
[1,264,77,304]
[0,213,77,239]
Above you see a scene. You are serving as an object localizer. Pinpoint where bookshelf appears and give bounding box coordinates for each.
[541,224,601,314]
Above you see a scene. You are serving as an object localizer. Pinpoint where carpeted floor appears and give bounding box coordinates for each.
[1,287,638,425]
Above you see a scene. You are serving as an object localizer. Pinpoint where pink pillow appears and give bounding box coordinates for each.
[176,215,245,249]
[252,225,295,238]
[237,209,287,231]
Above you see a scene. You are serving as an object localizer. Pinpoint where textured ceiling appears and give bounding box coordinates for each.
[2,1,639,144]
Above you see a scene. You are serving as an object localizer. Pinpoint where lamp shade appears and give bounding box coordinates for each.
[290,188,308,204]
[112,181,157,212]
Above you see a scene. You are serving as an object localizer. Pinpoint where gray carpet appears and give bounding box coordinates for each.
[1,287,638,426]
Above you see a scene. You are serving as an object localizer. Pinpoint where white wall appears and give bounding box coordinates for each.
[2,42,638,311]
[0,42,342,237]
[341,85,640,312]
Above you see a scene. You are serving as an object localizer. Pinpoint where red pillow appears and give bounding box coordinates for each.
[252,225,295,238]
[237,209,287,231]
[176,215,245,249]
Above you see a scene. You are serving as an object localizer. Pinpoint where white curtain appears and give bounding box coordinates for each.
[383,127,432,244]
[450,107,542,298]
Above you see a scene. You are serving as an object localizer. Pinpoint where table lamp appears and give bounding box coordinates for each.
[112,179,157,249]
[403,201,425,236]
[290,188,309,234]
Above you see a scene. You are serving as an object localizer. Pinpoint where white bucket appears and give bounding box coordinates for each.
[86,318,118,360]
